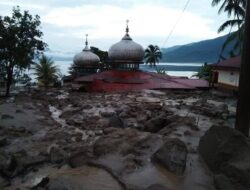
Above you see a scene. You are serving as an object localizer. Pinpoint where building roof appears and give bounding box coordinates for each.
[108,20,144,63]
[210,56,241,70]
[73,34,100,67]
[74,70,209,92]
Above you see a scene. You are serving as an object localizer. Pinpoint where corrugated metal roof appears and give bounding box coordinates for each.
[74,70,209,92]
[210,56,241,69]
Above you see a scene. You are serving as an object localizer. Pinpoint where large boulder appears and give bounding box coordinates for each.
[198,126,250,190]
[144,114,180,133]
[152,138,188,175]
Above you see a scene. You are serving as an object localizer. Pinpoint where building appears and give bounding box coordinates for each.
[73,21,209,92]
[73,34,100,77]
[210,56,241,90]
[108,20,144,71]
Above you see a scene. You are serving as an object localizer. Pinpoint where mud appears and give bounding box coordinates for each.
[0,88,237,190]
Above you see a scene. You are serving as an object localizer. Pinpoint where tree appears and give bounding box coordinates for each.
[144,45,162,66]
[212,0,246,56]
[235,1,250,137]
[33,55,59,87]
[0,6,46,96]
[90,46,110,70]
[193,63,212,81]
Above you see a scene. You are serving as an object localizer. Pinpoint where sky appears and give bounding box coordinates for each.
[0,0,230,57]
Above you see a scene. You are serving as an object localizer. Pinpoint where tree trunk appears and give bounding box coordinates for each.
[235,1,250,137]
[5,66,13,97]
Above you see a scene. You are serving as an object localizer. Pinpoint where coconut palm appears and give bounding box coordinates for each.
[34,55,59,87]
[212,0,246,56]
[144,45,162,67]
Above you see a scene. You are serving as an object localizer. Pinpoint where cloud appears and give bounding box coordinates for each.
[0,0,227,51]
[42,4,218,46]
[0,0,46,10]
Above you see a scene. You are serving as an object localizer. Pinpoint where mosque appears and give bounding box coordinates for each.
[72,21,208,92]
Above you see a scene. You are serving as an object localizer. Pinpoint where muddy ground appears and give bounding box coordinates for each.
[0,88,237,190]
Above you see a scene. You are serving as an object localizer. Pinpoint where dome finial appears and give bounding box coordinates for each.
[85,34,88,46]
[126,19,129,34]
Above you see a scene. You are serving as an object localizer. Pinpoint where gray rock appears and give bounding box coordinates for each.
[1,114,14,120]
[152,138,187,175]
[144,114,179,133]
[108,114,124,128]
[49,147,67,164]
[0,176,10,188]
[214,174,234,190]
[31,177,49,189]
[0,137,8,147]
[100,111,115,117]
[199,126,250,190]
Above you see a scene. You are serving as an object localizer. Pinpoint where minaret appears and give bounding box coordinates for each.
[123,19,132,40]
[83,34,89,51]
[126,19,129,34]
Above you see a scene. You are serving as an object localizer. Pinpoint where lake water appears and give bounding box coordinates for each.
[55,61,203,78]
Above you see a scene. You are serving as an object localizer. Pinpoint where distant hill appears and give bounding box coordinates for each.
[161,34,236,63]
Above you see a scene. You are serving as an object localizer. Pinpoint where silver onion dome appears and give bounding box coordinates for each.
[108,20,144,62]
[73,34,100,67]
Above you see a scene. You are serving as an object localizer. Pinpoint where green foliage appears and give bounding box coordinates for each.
[68,63,77,78]
[212,0,246,56]
[33,55,59,87]
[144,45,162,67]
[155,67,167,75]
[0,6,46,96]
[193,62,212,81]
[90,46,110,70]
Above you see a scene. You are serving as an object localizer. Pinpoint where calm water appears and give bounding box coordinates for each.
[55,61,203,78]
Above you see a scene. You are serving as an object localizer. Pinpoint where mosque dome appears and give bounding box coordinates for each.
[73,35,100,67]
[108,21,144,62]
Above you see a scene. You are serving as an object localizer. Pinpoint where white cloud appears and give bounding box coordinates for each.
[0,0,46,10]
[0,0,226,51]
[42,4,218,45]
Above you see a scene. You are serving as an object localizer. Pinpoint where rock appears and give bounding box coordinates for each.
[0,176,10,188]
[199,126,250,190]
[100,111,115,117]
[108,114,124,128]
[15,126,26,133]
[31,177,50,189]
[0,153,17,177]
[144,114,179,133]
[194,103,229,118]
[6,97,15,103]
[82,104,93,109]
[20,155,49,168]
[67,115,84,125]
[49,146,67,164]
[145,184,171,190]
[152,138,188,175]
[136,97,161,103]
[0,137,8,147]
[214,174,234,190]
[1,114,14,119]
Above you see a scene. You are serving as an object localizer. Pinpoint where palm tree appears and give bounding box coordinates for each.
[144,45,162,66]
[212,0,246,56]
[34,55,59,87]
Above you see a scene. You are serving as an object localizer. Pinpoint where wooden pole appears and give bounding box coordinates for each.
[235,1,250,137]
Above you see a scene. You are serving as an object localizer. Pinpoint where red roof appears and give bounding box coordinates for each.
[73,70,209,92]
[210,56,241,70]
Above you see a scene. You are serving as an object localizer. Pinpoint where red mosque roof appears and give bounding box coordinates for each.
[74,70,209,92]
